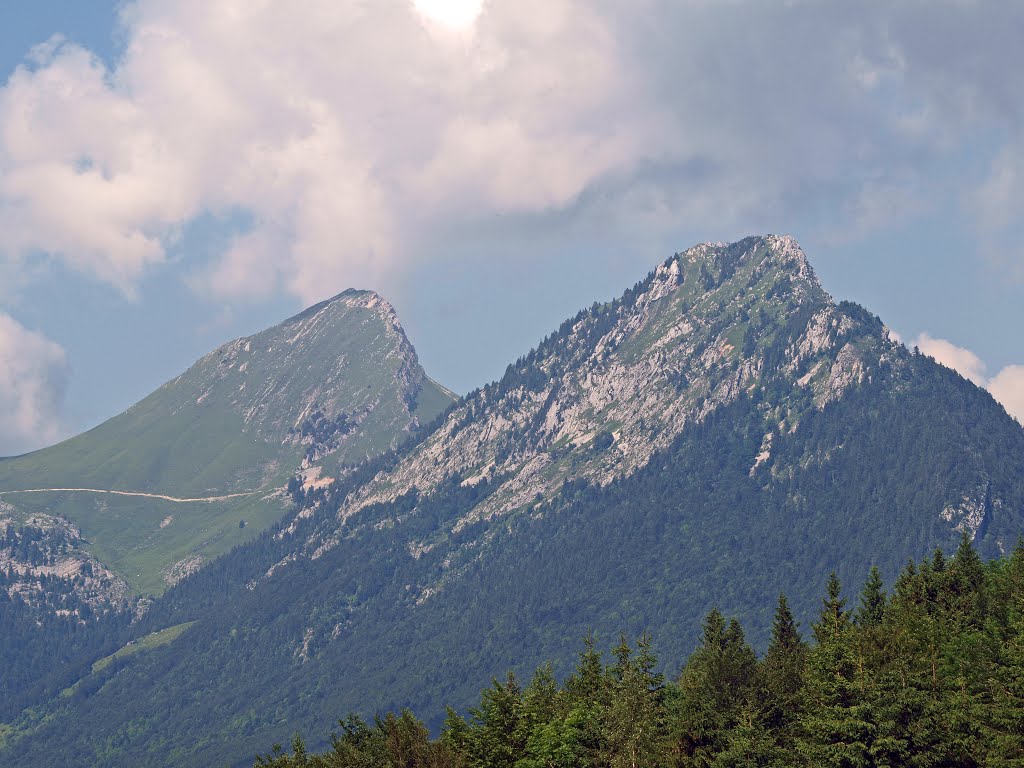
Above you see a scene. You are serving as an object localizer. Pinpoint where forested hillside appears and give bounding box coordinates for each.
[2,237,1023,767]
[256,537,1024,767]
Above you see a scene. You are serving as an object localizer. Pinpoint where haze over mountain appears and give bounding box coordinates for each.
[3,235,1022,767]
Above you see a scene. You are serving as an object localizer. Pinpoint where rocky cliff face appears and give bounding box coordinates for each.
[0,505,131,616]
[301,236,902,556]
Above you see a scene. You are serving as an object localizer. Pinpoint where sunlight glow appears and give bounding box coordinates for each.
[411,0,484,29]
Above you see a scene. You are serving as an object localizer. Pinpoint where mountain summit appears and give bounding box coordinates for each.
[0,289,455,595]
[300,235,902,557]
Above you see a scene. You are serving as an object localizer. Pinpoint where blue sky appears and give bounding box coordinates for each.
[0,0,1022,454]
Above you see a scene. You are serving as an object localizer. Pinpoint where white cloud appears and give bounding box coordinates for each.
[912,333,1024,423]
[989,366,1024,424]
[0,313,68,455]
[913,333,988,385]
[0,0,651,303]
[967,142,1024,278]
[413,0,484,29]
[0,1,1022,304]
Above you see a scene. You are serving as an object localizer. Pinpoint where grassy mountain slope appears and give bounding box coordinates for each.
[4,236,1024,767]
[0,289,455,594]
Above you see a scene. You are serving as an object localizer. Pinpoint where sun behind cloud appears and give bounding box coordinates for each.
[411,0,484,29]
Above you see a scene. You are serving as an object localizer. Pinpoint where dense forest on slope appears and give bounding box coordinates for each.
[0,582,128,721]
[5,349,1024,768]
[0,518,132,721]
[256,537,1024,767]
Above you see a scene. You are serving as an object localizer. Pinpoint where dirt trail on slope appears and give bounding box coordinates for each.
[0,488,256,504]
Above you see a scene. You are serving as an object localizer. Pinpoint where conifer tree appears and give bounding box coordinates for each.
[986,608,1024,766]
[670,610,756,766]
[519,663,560,737]
[757,593,806,761]
[813,572,850,645]
[441,706,472,760]
[564,632,611,766]
[516,663,581,768]
[711,705,776,768]
[855,566,886,627]
[606,634,664,768]
[798,573,873,767]
[949,531,987,628]
[566,632,607,706]
[467,673,524,768]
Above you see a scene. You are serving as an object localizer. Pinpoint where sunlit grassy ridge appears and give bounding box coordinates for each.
[90,621,197,675]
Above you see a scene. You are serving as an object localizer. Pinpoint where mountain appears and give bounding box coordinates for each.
[3,236,1023,767]
[0,289,455,597]
[0,290,455,720]
[297,236,887,552]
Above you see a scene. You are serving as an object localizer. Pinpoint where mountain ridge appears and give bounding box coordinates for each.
[3,234,1024,767]
[288,235,906,567]
[0,288,456,598]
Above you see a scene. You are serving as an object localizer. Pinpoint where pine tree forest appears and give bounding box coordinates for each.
[255,534,1024,768]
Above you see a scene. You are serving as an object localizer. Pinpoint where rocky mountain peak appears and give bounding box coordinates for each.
[301,235,893,560]
[164,286,437,449]
[303,289,406,335]
[271,289,409,356]
[673,234,818,296]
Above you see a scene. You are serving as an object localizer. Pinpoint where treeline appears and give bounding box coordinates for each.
[255,534,1024,767]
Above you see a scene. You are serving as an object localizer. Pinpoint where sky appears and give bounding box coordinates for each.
[0,0,1022,455]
